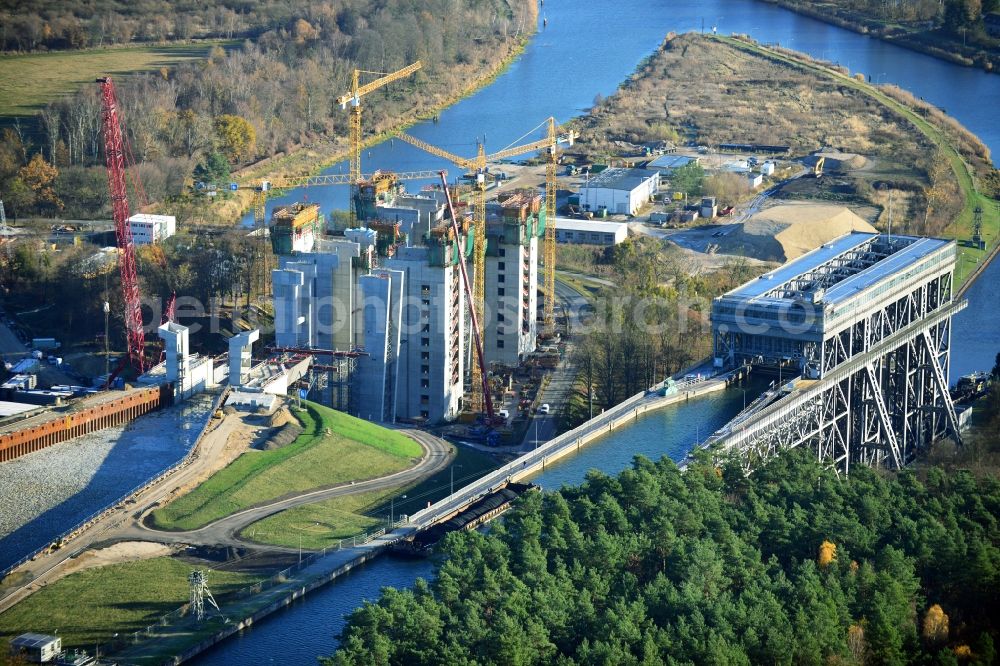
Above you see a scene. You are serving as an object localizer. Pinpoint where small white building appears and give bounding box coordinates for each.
[579,168,659,216]
[9,633,61,663]
[722,159,751,174]
[760,160,776,176]
[700,197,718,220]
[128,214,176,245]
[554,217,628,245]
[748,172,764,189]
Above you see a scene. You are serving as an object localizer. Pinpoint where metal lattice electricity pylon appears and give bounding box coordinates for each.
[188,570,220,622]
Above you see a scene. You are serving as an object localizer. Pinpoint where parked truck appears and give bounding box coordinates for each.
[31,337,61,351]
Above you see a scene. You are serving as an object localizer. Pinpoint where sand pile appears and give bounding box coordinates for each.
[720,203,876,262]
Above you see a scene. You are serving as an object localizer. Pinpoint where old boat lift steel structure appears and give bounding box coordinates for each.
[707,232,966,475]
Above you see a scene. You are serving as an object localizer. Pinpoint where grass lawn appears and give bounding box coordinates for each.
[149,402,422,531]
[241,488,398,550]
[0,557,260,649]
[0,42,235,120]
[241,445,501,550]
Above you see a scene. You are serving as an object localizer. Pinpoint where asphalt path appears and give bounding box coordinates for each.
[519,279,590,451]
[126,429,453,548]
[0,416,452,614]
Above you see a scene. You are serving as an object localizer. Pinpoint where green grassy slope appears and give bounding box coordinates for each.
[0,557,260,649]
[0,42,234,120]
[149,402,422,531]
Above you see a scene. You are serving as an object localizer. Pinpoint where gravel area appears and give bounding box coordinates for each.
[0,394,214,572]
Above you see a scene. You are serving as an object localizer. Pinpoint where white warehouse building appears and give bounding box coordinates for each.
[553,217,628,246]
[578,167,659,216]
[128,213,176,245]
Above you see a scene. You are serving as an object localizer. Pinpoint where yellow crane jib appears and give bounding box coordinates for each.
[393,119,576,406]
[336,61,422,226]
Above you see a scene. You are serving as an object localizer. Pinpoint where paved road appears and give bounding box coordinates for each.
[519,279,589,451]
[125,429,452,548]
[0,412,451,614]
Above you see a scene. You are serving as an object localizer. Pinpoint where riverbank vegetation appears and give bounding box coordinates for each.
[572,33,977,239]
[0,0,536,222]
[325,444,1000,665]
[760,0,1000,72]
[556,237,766,425]
[149,402,421,531]
[1,224,278,357]
[720,34,1000,288]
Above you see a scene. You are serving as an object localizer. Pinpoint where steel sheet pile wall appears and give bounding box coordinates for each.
[0,386,172,463]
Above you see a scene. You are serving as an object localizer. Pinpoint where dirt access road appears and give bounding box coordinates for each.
[0,409,451,614]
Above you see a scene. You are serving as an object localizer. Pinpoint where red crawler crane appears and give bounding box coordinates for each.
[98,77,146,378]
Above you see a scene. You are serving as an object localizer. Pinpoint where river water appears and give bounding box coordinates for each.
[200,1,999,662]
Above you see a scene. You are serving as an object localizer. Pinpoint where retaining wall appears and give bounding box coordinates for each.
[0,385,173,463]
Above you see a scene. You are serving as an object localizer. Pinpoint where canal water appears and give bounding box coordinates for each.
[200,0,1000,662]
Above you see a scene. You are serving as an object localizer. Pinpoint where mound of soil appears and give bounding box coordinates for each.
[720,203,876,261]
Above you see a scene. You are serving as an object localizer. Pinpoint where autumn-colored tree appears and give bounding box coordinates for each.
[922,604,949,644]
[954,644,973,659]
[17,154,63,212]
[818,540,837,568]
[293,18,319,43]
[847,624,867,664]
[213,114,256,163]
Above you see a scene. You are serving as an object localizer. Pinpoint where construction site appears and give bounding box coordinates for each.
[0,65,577,590]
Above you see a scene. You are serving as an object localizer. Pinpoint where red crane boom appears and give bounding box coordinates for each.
[97,77,145,375]
[438,172,496,423]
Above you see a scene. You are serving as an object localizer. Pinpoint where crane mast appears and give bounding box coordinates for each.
[396,120,574,407]
[336,61,422,226]
[543,117,558,331]
[438,172,495,423]
[97,77,145,375]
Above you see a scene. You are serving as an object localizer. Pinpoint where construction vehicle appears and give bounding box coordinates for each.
[97,77,148,382]
[813,155,825,177]
[395,119,575,409]
[335,61,422,225]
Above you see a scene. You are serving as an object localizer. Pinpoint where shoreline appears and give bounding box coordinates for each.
[223,2,539,221]
[714,34,1000,292]
[757,0,999,74]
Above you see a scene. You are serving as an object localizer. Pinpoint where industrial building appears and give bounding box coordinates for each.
[578,167,660,216]
[383,234,468,422]
[648,154,699,175]
[267,175,551,422]
[710,232,965,472]
[271,211,474,422]
[483,190,543,366]
[127,213,175,245]
[553,217,628,245]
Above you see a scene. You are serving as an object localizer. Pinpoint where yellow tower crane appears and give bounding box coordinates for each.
[335,61,422,225]
[395,119,575,411]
